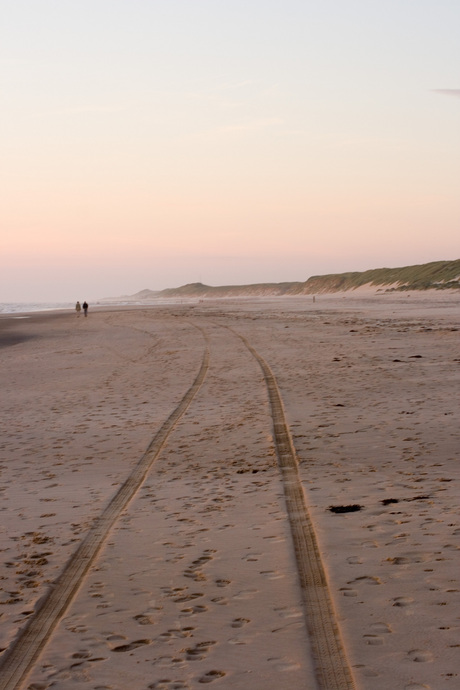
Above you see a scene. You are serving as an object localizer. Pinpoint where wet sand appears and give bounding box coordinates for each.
[0,292,459,689]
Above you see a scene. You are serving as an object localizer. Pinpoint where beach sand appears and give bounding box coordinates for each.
[0,293,458,690]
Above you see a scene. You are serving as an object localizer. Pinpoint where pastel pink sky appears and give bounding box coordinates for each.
[1,1,459,302]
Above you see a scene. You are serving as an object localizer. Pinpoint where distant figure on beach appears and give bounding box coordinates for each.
[82,301,88,317]
[75,301,81,316]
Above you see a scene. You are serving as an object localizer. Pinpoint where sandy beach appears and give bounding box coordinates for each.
[0,292,459,690]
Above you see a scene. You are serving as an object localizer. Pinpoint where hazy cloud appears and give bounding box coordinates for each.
[218,117,283,133]
[29,105,128,119]
[433,89,460,98]
[218,80,254,91]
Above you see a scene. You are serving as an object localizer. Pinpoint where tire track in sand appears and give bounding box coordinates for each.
[234,328,356,690]
[0,336,209,690]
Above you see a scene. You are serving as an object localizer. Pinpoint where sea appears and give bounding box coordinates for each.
[0,302,75,315]
[0,302,138,315]
[0,299,196,315]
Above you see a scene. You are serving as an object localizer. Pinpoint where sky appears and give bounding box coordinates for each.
[1,0,459,302]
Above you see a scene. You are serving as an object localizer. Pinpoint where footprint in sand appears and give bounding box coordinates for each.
[363,635,384,645]
[210,596,228,605]
[242,553,262,562]
[228,636,251,646]
[268,657,302,672]
[111,639,151,652]
[134,613,155,625]
[231,618,250,628]
[70,655,107,668]
[369,622,392,634]
[148,681,189,690]
[361,540,379,548]
[184,569,207,582]
[392,596,414,607]
[275,606,304,619]
[66,625,89,640]
[198,670,226,684]
[162,586,186,598]
[158,628,195,641]
[185,641,216,661]
[263,535,285,544]
[173,592,204,603]
[184,551,216,581]
[233,589,258,600]
[153,654,187,669]
[260,570,284,580]
[71,651,92,659]
[348,575,382,586]
[180,605,208,615]
[408,649,434,663]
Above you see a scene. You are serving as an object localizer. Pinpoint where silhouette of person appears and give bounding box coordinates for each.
[82,301,88,317]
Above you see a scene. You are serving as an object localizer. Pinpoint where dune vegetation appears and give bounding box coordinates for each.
[125,259,460,300]
[300,259,460,294]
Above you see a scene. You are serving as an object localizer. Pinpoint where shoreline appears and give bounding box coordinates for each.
[1,284,459,317]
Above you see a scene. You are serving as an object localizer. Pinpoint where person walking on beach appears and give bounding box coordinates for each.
[82,301,88,317]
[75,301,81,316]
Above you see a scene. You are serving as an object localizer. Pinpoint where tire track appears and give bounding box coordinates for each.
[234,328,357,690]
[0,336,209,690]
